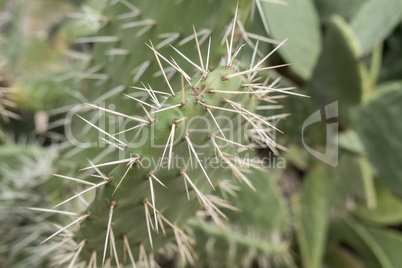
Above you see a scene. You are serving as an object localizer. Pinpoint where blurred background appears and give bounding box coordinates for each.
[1,0,402,267]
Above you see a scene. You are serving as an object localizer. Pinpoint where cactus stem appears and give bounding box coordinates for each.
[184,133,215,190]
[103,201,117,266]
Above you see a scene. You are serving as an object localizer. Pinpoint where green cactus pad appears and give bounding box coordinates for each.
[41,27,291,265]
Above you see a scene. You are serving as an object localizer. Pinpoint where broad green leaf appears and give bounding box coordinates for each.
[261,0,322,80]
[293,166,328,268]
[311,15,366,126]
[350,0,402,54]
[333,216,402,268]
[379,25,402,82]
[356,85,402,198]
[338,130,365,154]
[354,182,402,225]
[330,154,376,209]
[330,217,381,268]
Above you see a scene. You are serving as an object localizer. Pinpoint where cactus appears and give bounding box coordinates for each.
[37,11,293,265]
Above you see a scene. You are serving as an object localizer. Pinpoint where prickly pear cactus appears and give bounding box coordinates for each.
[39,14,291,265]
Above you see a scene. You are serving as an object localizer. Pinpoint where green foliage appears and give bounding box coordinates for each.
[332,216,402,268]
[311,15,365,126]
[293,165,329,268]
[330,154,376,209]
[350,0,402,54]
[261,0,322,80]
[314,0,367,23]
[356,85,402,198]
[354,182,402,225]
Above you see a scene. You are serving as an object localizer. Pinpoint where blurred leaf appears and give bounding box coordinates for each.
[314,0,368,23]
[338,130,365,154]
[376,80,402,92]
[261,0,322,80]
[354,182,402,225]
[324,245,364,268]
[284,145,310,170]
[379,25,402,82]
[356,85,402,198]
[293,165,329,268]
[350,0,402,54]
[333,216,402,268]
[330,154,376,209]
[311,15,366,126]
[368,42,383,92]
